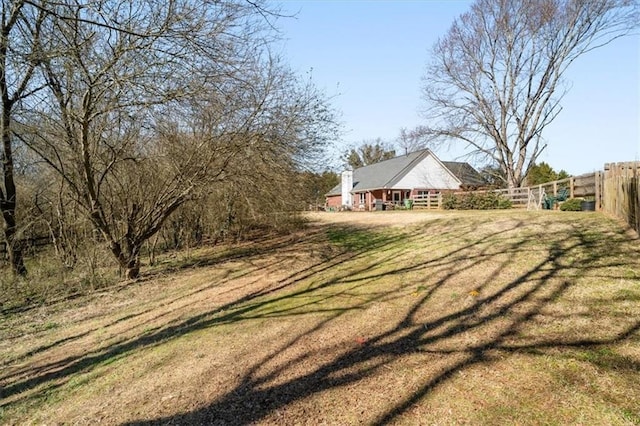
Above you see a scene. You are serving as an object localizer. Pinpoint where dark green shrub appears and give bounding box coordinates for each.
[560,198,583,211]
[442,193,458,209]
[442,192,512,210]
[497,197,513,209]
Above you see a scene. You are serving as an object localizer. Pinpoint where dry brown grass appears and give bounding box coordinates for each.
[1,210,639,425]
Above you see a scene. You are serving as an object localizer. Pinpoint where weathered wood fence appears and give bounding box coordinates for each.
[412,178,601,211]
[532,172,600,202]
[528,162,639,233]
[602,162,639,234]
[412,193,442,209]
[410,161,640,234]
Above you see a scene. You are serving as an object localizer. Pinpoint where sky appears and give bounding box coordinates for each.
[274,0,640,175]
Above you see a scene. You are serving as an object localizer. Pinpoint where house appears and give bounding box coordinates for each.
[326,149,486,210]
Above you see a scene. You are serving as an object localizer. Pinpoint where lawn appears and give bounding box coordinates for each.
[1,210,639,425]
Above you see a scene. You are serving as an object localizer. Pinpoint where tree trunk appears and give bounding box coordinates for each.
[124,258,140,280]
[109,240,141,280]
[1,104,27,276]
[5,226,27,276]
[148,234,159,266]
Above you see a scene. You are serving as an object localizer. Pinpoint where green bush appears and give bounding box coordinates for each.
[560,198,583,211]
[442,192,512,210]
[497,197,513,209]
[441,193,456,209]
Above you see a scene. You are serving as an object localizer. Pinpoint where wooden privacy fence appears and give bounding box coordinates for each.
[602,162,639,234]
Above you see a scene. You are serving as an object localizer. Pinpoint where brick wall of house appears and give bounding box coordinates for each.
[326,195,342,209]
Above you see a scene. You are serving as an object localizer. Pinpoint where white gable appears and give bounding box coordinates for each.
[392,153,461,189]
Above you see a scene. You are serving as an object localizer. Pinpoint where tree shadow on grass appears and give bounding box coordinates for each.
[122,218,640,425]
[0,222,412,402]
[0,225,344,369]
[2,216,639,424]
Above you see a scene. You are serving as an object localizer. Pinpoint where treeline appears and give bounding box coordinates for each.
[0,0,339,282]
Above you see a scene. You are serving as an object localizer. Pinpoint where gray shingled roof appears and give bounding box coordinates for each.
[442,161,488,187]
[326,149,430,196]
[327,149,486,196]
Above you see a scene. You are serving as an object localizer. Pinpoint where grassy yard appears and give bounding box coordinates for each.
[1,210,639,425]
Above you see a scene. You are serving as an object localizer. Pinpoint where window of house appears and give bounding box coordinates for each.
[359,192,366,204]
[417,190,440,198]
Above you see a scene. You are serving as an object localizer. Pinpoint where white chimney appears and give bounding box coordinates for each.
[341,170,353,207]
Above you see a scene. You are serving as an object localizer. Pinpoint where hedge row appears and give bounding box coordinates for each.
[442,192,512,210]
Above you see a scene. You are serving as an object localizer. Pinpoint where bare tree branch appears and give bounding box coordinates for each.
[421,0,639,188]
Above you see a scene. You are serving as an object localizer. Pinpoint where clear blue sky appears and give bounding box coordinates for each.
[274,0,640,175]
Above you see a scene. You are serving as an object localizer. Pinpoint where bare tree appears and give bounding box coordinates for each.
[396,127,429,155]
[421,0,638,188]
[17,1,336,279]
[0,0,52,275]
[343,139,396,169]
[164,63,339,248]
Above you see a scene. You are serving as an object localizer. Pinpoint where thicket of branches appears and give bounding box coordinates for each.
[0,0,339,286]
[343,139,396,170]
